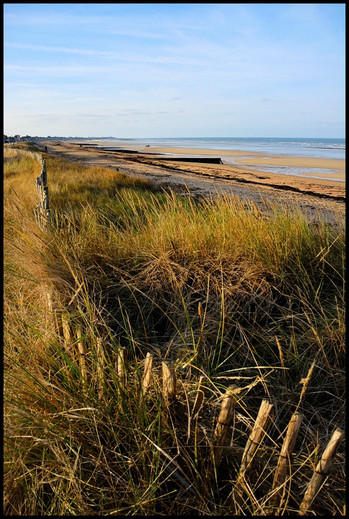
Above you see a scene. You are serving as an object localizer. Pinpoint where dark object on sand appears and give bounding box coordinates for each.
[146,156,223,164]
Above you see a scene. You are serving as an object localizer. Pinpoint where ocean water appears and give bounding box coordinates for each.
[102,137,345,160]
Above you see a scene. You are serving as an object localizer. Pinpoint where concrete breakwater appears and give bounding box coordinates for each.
[142,155,223,164]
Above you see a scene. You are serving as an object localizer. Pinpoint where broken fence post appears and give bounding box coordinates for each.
[298,428,344,515]
[213,386,236,467]
[61,314,73,351]
[267,411,303,512]
[46,291,63,339]
[75,326,88,383]
[141,352,153,394]
[117,348,128,388]
[96,337,106,401]
[162,362,176,402]
[233,399,274,507]
[239,399,274,474]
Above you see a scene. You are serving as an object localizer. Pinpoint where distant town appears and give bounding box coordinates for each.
[3,135,115,143]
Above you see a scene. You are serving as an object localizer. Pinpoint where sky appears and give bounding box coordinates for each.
[4,3,345,138]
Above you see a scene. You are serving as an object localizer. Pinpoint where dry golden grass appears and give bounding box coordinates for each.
[4,144,345,515]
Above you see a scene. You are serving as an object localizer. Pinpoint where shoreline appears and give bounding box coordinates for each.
[93,141,345,181]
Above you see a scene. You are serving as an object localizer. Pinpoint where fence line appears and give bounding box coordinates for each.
[46,295,344,515]
[35,154,52,228]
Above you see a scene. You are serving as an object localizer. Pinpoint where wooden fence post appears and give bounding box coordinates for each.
[117,348,128,388]
[267,411,303,512]
[61,314,73,351]
[75,326,88,383]
[298,428,344,515]
[213,386,236,467]
[239,399,274,474]
[35,156,52,228]
[96,338,106,401]
[162,362,176,402]
[46,291,63,339]
[233,399,273,507]
[141,352,153,394]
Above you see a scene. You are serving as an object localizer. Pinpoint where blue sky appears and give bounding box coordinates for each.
[4,3,345,138]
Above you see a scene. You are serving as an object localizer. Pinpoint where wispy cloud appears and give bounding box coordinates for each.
[6,42,113,56]
[5,42,212,67]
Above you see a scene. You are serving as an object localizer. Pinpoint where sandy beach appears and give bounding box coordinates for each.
[100,141,345,180]
[42,140,345,223]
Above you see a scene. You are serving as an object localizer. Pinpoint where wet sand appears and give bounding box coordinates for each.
[42,140,345,224]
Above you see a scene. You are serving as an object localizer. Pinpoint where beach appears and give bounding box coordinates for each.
[96,141,345,180]
[42,139,345,223]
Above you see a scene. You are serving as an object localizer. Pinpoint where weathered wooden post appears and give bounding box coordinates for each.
[212,386,236,467]
[35,156,52,228]
[233,399,273,507]
[141,352,153,394]
[239,399,274,474]
[298,428,343,515]
[96,337,106,401]
[117,348,128,388]
[46,290,63,339]
[162,362,176,402]
[76,326,88,383]
[61,314,73,351]
[267,411,303,512]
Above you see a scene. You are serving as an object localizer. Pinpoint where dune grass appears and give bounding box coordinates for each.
[4,144,345,515]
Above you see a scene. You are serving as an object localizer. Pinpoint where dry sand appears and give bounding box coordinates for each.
[42,140,345,224]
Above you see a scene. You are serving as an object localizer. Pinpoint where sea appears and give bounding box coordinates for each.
[97,137,345,181]
[99,137,344,159]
